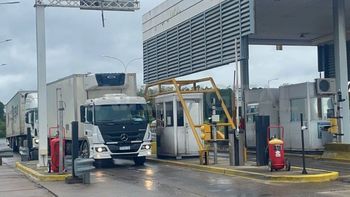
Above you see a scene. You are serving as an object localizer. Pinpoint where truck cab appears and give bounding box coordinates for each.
[80,93,152,165]
[24,93,39,159]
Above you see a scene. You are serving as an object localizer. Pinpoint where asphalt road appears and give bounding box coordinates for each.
[2,137,350,197]
[41,159,350,197]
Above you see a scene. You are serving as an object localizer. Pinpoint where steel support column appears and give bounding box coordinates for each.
[333,0,350,143]
[240,36,249,91]
[36,5,48,167]
[240,36,249,124]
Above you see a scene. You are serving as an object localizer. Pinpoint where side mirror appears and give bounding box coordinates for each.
[80,106,86,123]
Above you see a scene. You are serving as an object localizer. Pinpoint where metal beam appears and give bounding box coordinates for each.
[35,0,140,10]
[333,0,350,143]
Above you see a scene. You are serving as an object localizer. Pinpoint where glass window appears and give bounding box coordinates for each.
[310,98,333,121]
[94,104,149,124]
[165,102,173,127]
[290,98,305,122]
[321,98,333,119]
[177,102,184,126]
[156,103,164,127]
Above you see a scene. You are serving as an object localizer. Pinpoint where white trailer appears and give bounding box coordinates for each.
[47,73,152,166]
[6,91,39,159]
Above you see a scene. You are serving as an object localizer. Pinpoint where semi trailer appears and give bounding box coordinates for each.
[47,73,152,166]
[6,91,39,159]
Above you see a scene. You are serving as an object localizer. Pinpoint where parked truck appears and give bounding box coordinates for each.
[6,91,39,159]
[47,73,152,166]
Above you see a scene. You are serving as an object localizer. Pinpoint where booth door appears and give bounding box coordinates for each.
[182,99,202,155]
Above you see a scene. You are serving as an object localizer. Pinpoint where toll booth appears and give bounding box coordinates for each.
[245,82,335,151]
[155,93,203,158]
[279,82,334,151]
[245,88,279,148]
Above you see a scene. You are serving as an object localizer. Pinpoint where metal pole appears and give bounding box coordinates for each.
[300,113,307,174]
[71,121,79,177]
[212,98,218,164]
[229,130,235,166]
[36,4,48,167]
[58,89,64,173]
[333,0,350,143]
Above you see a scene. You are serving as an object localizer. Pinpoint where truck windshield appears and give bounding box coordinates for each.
[94,104,149,124]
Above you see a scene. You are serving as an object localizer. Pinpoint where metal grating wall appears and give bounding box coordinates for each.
[143,0,254,83]
[318,43,350,80]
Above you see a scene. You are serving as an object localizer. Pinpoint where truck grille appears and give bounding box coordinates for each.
[97,123,147,143]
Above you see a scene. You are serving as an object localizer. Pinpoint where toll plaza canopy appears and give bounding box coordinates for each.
[143,0,350,143]
[251,0,350,46]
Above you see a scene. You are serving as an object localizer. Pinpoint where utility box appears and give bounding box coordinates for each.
[155,93,203,158]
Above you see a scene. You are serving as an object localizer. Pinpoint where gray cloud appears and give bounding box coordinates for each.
[0,1,318,103]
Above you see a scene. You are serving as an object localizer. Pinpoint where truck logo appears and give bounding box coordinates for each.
[120,133,128,141]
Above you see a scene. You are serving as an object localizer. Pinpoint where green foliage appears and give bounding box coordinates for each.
[0,101,5,138]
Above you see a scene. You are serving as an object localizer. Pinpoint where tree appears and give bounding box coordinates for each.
[0,101,5,138]
[0,101,4,121]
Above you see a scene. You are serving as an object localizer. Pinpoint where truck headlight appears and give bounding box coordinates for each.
[34,139,39,144]
[142,144,151,150]
[95,147,108,153]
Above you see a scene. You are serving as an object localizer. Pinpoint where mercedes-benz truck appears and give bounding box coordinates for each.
[47,73,152,166]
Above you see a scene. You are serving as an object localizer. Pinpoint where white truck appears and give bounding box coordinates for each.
[47,73,152,166]
[6,91,39,159]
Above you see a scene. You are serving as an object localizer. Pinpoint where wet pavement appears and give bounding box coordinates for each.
[40,159,350,197]
[2,138,350,197]
[0,139,54,197]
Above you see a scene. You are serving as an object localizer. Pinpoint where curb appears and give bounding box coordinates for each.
[318,156,350,163]
[147,158,339,183]
[16,162,71,181]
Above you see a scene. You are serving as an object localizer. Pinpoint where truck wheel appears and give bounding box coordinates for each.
[30,149,38,160]
[268,160,273,172]
[285,159,291,171]
[133,156,146,166]
[80,141,90,158]
[12,138,19,152]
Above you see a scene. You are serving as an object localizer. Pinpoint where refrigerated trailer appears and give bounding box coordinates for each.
[47,73,152,166]
[6,91,39,159]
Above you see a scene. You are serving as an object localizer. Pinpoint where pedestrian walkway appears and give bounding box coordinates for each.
[0,160,54,197]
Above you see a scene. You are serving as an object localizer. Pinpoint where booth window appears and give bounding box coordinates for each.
[177,102,184,126]
[165,102,173,127]
[310,98,333,120]
[290,98,306,121]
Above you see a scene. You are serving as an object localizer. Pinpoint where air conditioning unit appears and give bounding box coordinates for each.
[316,78,336,95]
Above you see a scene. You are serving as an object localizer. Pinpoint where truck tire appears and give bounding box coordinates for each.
[30,149,39,160]
[12,138,19,152]
[133,156,146,166]
[79,140,90,158]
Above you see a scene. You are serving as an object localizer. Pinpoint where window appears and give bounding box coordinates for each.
[177,102,184,126]
[165,102,173,127]
[87,106,93,123]
[290,98,306,122]
[246,103,259,123]
[94,104,149,123]
[156,103,164,127]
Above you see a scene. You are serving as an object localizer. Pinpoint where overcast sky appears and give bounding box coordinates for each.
[0,0,318,103]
